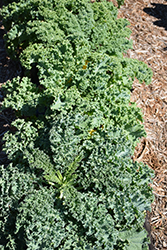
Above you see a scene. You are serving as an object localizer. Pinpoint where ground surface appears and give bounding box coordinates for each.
[0,0,167,249]
[117,0,167,249]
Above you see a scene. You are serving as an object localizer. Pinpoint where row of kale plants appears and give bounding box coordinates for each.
[0,0,154,249]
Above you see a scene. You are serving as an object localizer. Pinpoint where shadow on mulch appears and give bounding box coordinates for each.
[143,3,167,30]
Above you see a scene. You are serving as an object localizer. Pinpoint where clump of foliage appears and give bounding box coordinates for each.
[0,0,154,249]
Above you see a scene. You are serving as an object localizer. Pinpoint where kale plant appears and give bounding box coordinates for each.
[0,0,154,249]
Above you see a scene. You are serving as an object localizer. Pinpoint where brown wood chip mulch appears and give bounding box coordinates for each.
[117,0,167,249]
[0,0,167,249]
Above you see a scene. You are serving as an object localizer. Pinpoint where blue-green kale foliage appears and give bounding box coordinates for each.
[0,0,154,249]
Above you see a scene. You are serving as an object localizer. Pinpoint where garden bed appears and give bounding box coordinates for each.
[118,0,167,249]
[0,0,167,249]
